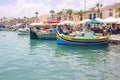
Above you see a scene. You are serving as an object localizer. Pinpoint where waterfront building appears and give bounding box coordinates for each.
[84,2,120,19]
[38,2,120,22]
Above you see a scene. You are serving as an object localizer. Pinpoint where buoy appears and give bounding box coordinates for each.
[3,35,6,37]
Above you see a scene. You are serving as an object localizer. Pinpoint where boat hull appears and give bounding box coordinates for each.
[37,33,56,40]
[0,28,8,31]
[17,31,30,35]
[17,28,30,35]
[56,32,110,45]
[30,28,56,40]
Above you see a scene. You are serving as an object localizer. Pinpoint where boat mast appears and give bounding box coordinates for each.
[83,0,86,31]
[85,0,86,19]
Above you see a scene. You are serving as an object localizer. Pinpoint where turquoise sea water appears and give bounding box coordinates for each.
[0,31,120,80]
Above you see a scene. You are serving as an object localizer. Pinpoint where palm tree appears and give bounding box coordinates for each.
[50,10,55,20]
[95,3,103,18]
[18,18,24,23]
[74,12,78,21]
[23,16,26,22]
[20,18,24,23]
[67,9,73,20]
[57,11,62,20]
[35,12,39,22]
[116,7,120,18]
[17,18,20,23]
[77,10,84,21]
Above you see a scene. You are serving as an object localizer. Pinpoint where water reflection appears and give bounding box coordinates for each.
[29,39,110,59]
[30,39,56,47]
[29,39,57,55]
[54,45,110,67]
[29,39,120,79]
[55,45,109,56]
[30,39,41,47]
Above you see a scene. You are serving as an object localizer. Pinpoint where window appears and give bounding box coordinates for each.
[100,13,102,18]
[57,17,61,20]
[93,13,96,19]
[89,13,92,19]
[109,9,113,17]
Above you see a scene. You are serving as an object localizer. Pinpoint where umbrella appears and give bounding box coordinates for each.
[103,17,118,23]
[15,23,22,26]
[57,21,75,25]
[117,18,120,24]
[87,19,103,24]
[30,22,44,26]
[95,18,104,22]
[79,19,91,24]
[44,20,60,23]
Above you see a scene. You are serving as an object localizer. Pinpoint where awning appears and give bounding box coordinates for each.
[57,21,75,25]
[103,17,118,23]
[30,22,44,26]
[87,19,103,24]
[79,19,91,24]
[44,20,61,23]
[117,18,120,24]
[95,18,104,22]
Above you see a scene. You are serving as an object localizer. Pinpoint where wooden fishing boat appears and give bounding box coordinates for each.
[56,26,110,45]
[30,22,57,40]
[30,28,56,39]
[30,20,61,39]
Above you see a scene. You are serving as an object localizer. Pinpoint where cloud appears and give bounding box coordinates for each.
[0,0,120,18]
[0,0,52,18]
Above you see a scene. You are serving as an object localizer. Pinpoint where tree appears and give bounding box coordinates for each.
[50,10,55,20]
[57,11,62,20]
[116,7,120,18]
[77,10,84,21]
[23,16,26,22]
[35,12,39,22]
[74,12,78,21]
[17,18,21,23]
[95,3,103,18]
[67,9,73,20]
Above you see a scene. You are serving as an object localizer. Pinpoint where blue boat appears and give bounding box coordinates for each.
[56,26,110,45]
[30,27,56,40]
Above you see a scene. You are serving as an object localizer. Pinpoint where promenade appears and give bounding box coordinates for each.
[110,34,120,45]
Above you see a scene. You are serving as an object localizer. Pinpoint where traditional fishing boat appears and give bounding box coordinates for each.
[56,29,109,45]
[30,22,58,39]
[56,20,109,45]
[30,28,56,39]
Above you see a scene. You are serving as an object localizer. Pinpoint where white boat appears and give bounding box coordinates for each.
[0,25,7,31]
[17,28,30,35]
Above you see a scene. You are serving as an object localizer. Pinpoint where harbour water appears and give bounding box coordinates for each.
[0,31,120,80]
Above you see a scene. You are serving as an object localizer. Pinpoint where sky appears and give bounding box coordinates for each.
[0,0,120,18]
